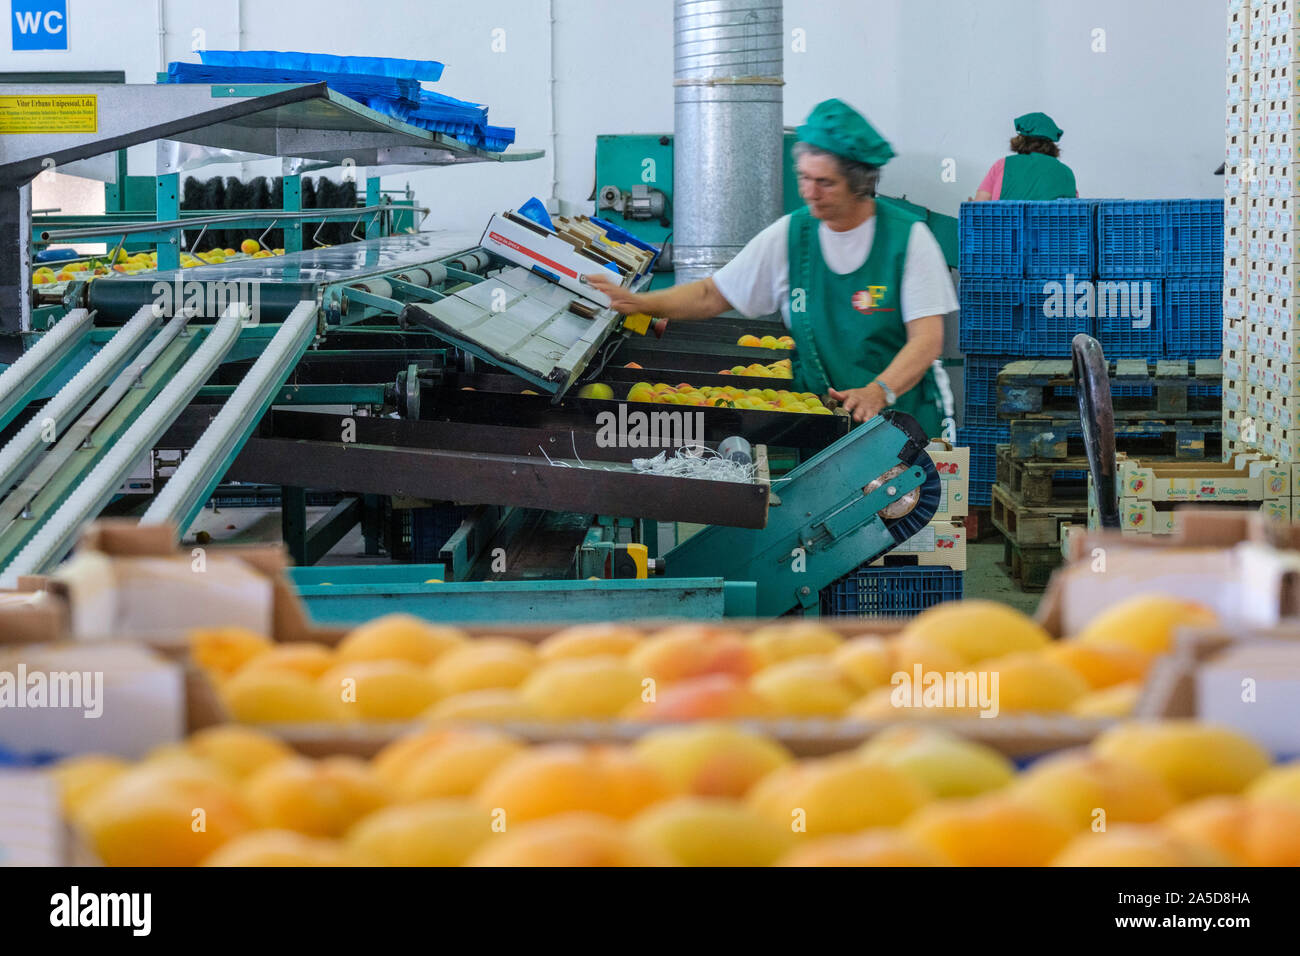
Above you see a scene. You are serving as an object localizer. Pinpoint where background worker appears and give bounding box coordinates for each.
[973,111,1077,201]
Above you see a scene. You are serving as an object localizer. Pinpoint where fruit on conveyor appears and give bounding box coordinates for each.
[577,383,615,400]
[736,334,795,349]
[625,381,828,412]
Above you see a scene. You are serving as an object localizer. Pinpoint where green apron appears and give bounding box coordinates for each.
[1000,153,1077,201]
[786,198,944,438]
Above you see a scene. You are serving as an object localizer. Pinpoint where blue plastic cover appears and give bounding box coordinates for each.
[518,197,554,230]
[199,49,444,81]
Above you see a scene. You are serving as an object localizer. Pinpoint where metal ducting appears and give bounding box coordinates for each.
[673,0,784,285]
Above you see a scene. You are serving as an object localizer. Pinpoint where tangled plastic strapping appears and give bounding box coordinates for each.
[630,446,757,484]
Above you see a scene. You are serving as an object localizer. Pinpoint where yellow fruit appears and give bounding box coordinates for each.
[759,335,779,349]
[189,627,273,678]
[620,673,770,721]
[749,657,856,717]
[832,635,894,693]
[630,796,795,866]
[1074,594,1217,654]
[1245,760,1300,808]
[737,335,761,347]
[519,656,644,719]
[202,830,354,866]
[428,640,536,695]
[252,250,273,258]
[78,764,255,866]
[1092,721,1271,801]
[1044,641,1153,690]
[858,726,1016,798]
[476,744,672,822]
[747,621,843,666]
[980,651,1090,713]
[272,248,284,255]
[48,754,129,818]
[630,624,757,683]
[186,724,295,780]
[747,754,931,835]
[1163,796,1300,866]
[317,660,442,721]
[890,633,967,674]
[577,383,615,400]
[243,756,391,837]
[236,642,337,680]
[374,727,526,801]
[425,688,538,721]
[900,600,1050,665]
[345,799,495,865]
[336,614,468,666]
[905,795,1076,866]
[1009,752,1179,830]
[1051,824,1232,866]
[221,669,351,723]
[1070,680,1142,717]
[776,830,950,866]
[240,239,260,254]
[537,623,643,660]
[223,248,236,257]
[466,812,674,866]
[632,723,793,798]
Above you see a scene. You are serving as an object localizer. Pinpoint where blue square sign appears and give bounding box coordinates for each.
[12,0,68,50]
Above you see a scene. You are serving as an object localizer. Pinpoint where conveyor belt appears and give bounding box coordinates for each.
[0,307,244,585]
[141,301,317,534]
[0,309,94,430]
[86,232,481,322]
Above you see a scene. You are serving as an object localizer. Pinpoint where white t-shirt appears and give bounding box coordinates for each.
[712,213,959,326]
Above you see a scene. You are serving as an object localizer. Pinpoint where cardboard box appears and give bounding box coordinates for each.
[926,442,969,520]
[1039,511,1300,637]
[871,520,966,571]
[1116,458,1286,502]
[0,641,185,761]
[479,211,657,308]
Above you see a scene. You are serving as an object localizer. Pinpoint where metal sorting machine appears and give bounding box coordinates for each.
[0,81,940,620]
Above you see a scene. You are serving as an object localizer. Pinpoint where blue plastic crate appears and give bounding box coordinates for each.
[1021,279,1095,355]
[1161,200,1224,276]
[959,202,1025,277]
[958,278,1023,353]
[1093,277,1164,358]
[1023,200,1095,279]
[409,504,473,563]
[1165,276,1224,357]
[963,355,1013,427]
[1096,200,1165,277]
[821,565,963,618]
[957,425,1009,506]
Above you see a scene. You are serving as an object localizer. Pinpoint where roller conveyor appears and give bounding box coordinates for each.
[0,310,95,431]
[0,307,245,586]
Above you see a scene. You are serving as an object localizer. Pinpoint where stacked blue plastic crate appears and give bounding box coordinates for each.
[1094,199,1223,357]
[959,200,1096,503]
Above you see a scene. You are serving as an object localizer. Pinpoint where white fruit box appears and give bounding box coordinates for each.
[479,212,635,307]
[870,520,966,572]
[0,642,184,762]
[1116,457,1289,502]
[1195,641,1300,754]
[1041,511,1300,637]
[925,442,969,520]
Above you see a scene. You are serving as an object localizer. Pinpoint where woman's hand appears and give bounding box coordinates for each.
[583,273,642,314]
[828,383,887,423]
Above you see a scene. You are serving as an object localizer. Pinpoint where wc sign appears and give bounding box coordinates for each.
[12,0,68,50]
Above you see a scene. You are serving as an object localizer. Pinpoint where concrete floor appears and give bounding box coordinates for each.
[961,539,1041,615]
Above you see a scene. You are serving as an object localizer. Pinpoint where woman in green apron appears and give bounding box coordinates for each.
[586,99,954,439]
[974,112,1077,201]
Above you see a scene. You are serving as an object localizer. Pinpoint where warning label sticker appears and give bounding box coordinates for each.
[0,94,97,133]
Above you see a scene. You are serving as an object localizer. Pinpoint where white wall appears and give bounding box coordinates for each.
[2,0,1226,231]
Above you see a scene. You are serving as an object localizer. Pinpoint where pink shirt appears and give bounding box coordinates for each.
[978,157,1006,199]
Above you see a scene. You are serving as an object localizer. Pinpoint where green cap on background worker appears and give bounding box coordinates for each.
[584,96,956,439]
[973,110,1078,201]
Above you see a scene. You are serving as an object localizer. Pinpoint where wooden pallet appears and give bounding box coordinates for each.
[994,445,1090,506]
[1002,536,1063,591]
[1008,420,1221,461]
[962,505,997,542]
[997,358,1223,419]
[990,481,1088,548]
